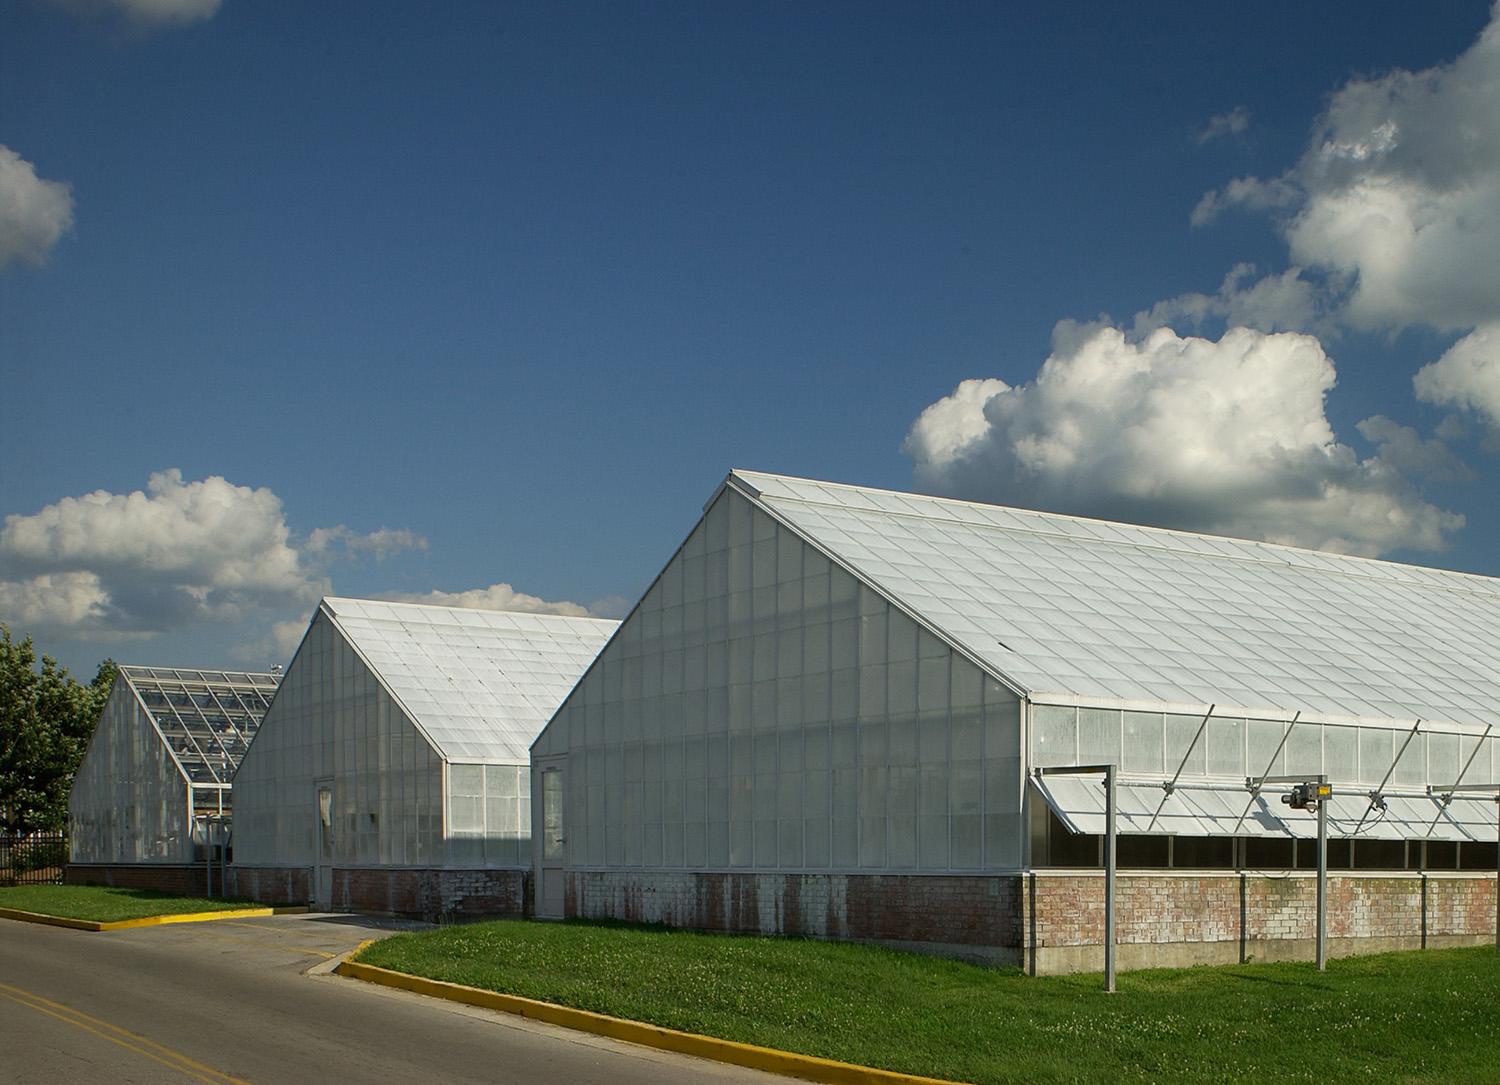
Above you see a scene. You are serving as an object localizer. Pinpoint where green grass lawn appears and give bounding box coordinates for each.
[0,884,263,922]
[357,919,1500,1084]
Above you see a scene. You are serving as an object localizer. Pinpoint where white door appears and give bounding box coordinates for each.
[314,779,333,910]
[535,760,566,919]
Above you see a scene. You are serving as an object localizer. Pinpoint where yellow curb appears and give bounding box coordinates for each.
[335,951,965,1085]
[96,907,277,930]
[0,905,278,931]
[0,907,104,931]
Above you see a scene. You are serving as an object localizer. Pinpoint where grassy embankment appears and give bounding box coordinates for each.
[357,919,1500,1085]
[0,884,263,922]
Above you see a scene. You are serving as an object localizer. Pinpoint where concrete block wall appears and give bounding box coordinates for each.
[567,871,1022,963]
[66,863,225,897]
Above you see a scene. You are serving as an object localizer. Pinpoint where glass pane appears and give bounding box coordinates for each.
[542,769,564,861]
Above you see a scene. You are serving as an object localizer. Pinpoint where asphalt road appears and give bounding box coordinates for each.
[0,912,786,1085]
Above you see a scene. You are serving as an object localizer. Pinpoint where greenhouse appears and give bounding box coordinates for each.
[229,597,617,916]
[530,469,1499,971]
[68,665,281,880]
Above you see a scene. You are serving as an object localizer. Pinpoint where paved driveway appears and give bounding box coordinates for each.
[0,912,785,1084]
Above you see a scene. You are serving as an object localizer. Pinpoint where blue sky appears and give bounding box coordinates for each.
[2,0,1497,676]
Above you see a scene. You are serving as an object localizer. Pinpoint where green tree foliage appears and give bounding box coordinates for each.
[0,626,115,834]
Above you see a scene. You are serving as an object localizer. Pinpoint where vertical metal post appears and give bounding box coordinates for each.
[1104,764,1116,994]
[1316,779,1327,972]
[204,820,212,898]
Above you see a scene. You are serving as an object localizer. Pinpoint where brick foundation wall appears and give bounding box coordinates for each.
[224,865,310,906]
[561,868,1496,973]
[566,871,1023,963]
[1024,871,1497,973]
[66,863,225,897]
[331,867,529,922]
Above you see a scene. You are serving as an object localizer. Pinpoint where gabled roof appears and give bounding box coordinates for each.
[320,597,619,761]
[728,470,1500,732]
[119,665,280,786]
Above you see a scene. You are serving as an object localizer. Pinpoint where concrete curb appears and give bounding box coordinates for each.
[335,949,964,1085]
[0,904,307,932]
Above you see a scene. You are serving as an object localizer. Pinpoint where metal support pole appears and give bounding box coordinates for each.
[1104,765,1117,994]
[1317,778,1327,972]
[1147,704,1215,831]
[1034,763,1118,993]
[1426,781,1500,951]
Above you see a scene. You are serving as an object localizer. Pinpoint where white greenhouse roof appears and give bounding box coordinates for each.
[120,665,280,787]
[729,470,1500,732]
[321,597,618,762]
[1033,774,1496,845]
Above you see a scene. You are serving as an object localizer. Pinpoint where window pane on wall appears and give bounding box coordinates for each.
[1205,717,1245,778]
[1428,731,1459,787]
[1078,708,1121,766]
[1393,732,1427,786]
[1164,713,1208,776]
[1324,724,1357,782]
[1123,711,1164,774]
[1285,721,1322,777]
[1032,705,1077,767]
[1248,717,1286,777]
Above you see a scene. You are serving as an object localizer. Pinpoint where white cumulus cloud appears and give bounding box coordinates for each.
[0,146,74,270]
[904,324,1464,557]
[1196,106,1251,144]
[1194,9,1500,334]
[1133,264,1325,339]
[387,582,596,618]
[0,470,422,635]
[305,525,428,560]
[1414,323,1500,433]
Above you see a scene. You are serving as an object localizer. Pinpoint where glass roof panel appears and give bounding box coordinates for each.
[732,470,1500,731]
[120,665,281,786]
[322,597,618,763]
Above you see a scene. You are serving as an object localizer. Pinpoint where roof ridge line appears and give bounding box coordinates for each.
[322,595,620,624]
[740,476,1500,603]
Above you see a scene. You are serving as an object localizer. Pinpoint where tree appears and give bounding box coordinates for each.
[0,625,115,834]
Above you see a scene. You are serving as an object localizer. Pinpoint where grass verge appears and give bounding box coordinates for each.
[356,919,1500,1085]
[0,884,264,923]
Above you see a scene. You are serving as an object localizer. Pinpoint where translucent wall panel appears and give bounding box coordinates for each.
[232,611,450,868]
[737,470,1500,733]
[535,488,1026,874]
[1030,703,1496,828]
[69,678,192,863]
[444,762,530,866]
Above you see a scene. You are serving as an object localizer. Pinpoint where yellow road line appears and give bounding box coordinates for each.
[0,981,250,1085]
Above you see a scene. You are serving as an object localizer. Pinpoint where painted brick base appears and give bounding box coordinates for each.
[562,868,1497,973]
[224,865,310,906]
[228,864,529,921]
[1023,871,1498,974]
[566,871,1022,964]
[65,863,225,897]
